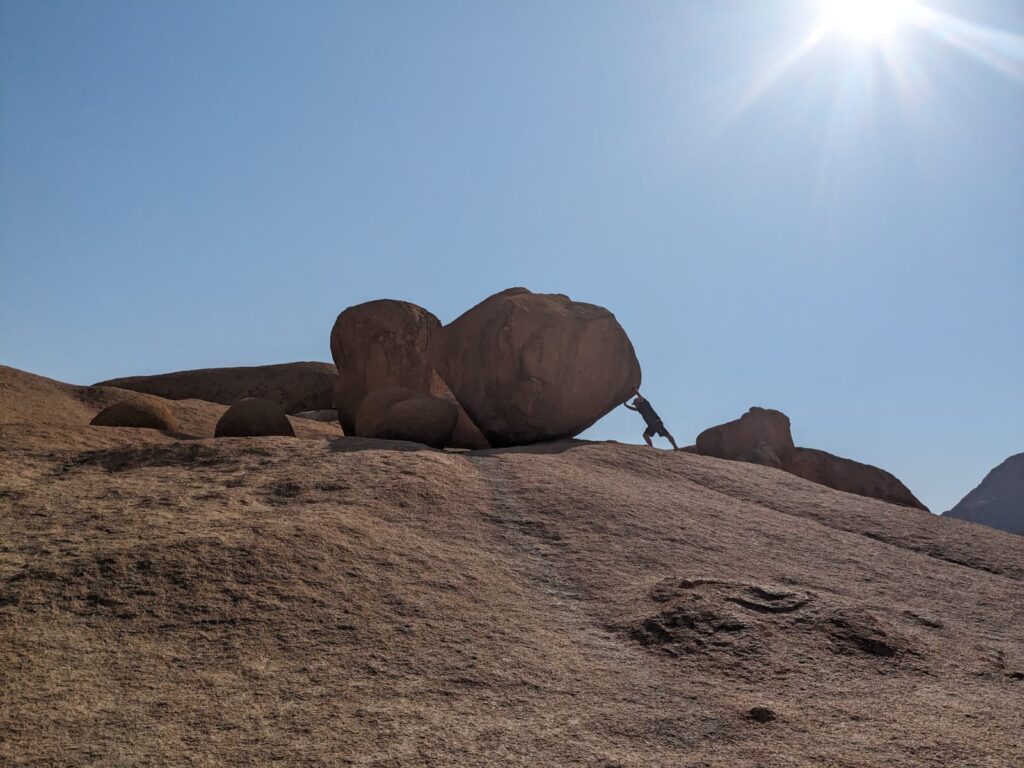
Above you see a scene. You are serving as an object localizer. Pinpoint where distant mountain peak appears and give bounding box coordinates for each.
[944,453,1024,535]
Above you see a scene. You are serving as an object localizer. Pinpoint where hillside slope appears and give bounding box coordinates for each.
[1,366,1021,766]
[945,453,1024,535]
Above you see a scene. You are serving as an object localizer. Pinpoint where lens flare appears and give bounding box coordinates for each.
[818,0,919,41]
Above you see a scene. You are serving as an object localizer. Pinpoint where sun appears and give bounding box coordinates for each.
[818,0,920,41]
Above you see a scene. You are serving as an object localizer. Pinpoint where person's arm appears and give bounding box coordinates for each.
[623,400,637,410]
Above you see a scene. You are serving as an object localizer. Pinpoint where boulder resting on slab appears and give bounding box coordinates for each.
[431,288,641,447]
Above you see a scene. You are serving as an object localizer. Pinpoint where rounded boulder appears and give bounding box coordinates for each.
[215,398,295,438]
[91,399,179,431]
[354,387,459,449]
[329,300,448,434]
[430,288,641,447]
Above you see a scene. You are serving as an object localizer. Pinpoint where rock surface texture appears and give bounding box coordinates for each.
[354,387,459,449]
[1,364,1022,767]
[944,453,1024,535]
[692,408,926,510]
[431,288,641,447]
[97,362,336,414]
[214,397,296,438]
[329,300,448,435]
[90,399,179,432]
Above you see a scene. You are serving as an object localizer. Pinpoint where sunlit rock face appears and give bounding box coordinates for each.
[431,288,641,447]
[944,453,1024,535]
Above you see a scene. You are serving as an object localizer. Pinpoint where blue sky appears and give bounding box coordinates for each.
[1,0,1021,513]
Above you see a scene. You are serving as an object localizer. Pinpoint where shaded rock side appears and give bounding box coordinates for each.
[784,447,927,512]
[90,399,179,432]
[97,362,336,415]
[354,387,458,449]
[944,453,1024,535]
[695,407,795,464]
[214,398,295,438]
[431,288,641,447]
[329,300,449,435]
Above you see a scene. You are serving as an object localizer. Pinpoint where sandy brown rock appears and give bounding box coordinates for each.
[431,288,641,447]
[355,387,458,449]
[696,407,795,463]
[97,362,337,414]
[330,300,449,434]
[214,398,296,438]
[3,365,1022,767]
[90,399,179,431]
[785,447,927,511]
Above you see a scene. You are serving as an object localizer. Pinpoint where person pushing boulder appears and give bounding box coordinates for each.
[623,388,680,450]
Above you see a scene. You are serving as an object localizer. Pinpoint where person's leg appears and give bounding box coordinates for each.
[643,426,655,447]
[664,431,680,451]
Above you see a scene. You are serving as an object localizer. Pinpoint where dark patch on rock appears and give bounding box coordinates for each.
[747,706,776,723]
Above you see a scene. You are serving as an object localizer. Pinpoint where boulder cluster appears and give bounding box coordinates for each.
[690,407,928,511]
[330,288,641,449]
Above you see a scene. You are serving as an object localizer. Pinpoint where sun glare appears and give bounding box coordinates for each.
[818,0,919,41]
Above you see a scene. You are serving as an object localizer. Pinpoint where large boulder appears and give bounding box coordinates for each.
[430,288,641,447]
[214,398,295,438]
[90,399,179,431]
[330,300,448,434]
[695,407,795,463]
[784,448,928,511]
[354,387,458,449]
[96,362,336,414]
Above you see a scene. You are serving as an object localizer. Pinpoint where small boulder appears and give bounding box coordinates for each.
[215,398,295,438]
[695,407,795,463]
[90,399,179,431]
[784,448,927,511]
[330,300,448,434]
[431,288,641,447]
[354,387,459,449]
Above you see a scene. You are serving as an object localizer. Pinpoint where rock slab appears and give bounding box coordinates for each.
[97,362,336,415]
[785,447,927,511]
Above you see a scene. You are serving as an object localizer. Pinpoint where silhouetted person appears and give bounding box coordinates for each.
[623,388,680,450]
